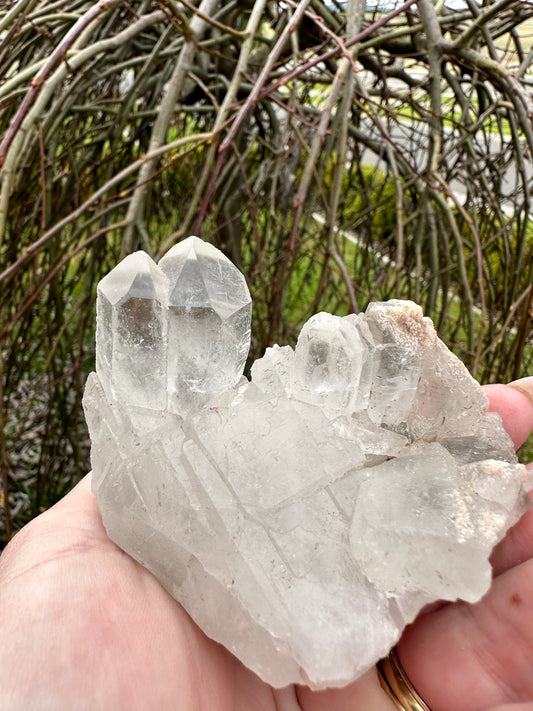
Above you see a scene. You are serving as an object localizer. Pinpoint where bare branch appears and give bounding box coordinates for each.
[0,0,120,168]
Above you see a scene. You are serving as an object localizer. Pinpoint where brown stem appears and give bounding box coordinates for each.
[0,351,12,542]
[0,0,119,168]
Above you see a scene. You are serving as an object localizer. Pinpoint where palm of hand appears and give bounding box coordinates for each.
[0,482,289,711]
[1,384,533,711]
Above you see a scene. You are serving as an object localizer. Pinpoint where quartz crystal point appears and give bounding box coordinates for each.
[96,251,168,410]
[84,239,533,689]
[159,236,252,415]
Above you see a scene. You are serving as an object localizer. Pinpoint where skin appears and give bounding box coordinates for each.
[1,384,533,711]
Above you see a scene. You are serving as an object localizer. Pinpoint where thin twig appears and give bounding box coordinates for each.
[0,0,119,168]
[0,132,215,285]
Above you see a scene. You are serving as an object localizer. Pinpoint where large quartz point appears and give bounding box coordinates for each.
[159,236,252,416]
[84,238,533,689]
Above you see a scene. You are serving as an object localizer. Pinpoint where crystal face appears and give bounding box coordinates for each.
[84,238,533,689]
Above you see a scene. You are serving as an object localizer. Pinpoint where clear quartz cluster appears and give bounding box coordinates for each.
[84,237,533,689]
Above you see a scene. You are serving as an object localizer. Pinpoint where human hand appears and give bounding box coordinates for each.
[1,381,532,711]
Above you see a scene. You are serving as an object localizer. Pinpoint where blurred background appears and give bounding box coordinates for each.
[1,0,533,545]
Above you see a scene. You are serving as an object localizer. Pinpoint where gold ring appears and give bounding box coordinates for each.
[377,646,432,711]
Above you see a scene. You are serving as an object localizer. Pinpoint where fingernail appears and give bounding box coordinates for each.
[508,376,533,405]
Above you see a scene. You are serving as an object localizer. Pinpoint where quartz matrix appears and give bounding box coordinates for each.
[84,236,533,688]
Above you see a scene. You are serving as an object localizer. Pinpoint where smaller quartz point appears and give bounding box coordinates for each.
[291,312,370,414]
[84,246,533,690]
[96,251,168,410]
[159,236,252,416]
[364,300,435,428]
[251,344,294,396]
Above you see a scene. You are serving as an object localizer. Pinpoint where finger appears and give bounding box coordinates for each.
[490,466,533,576]
[398,559,533,711]
[483,380,533,576]
[484,380,533,450]
[295,668,398,711]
